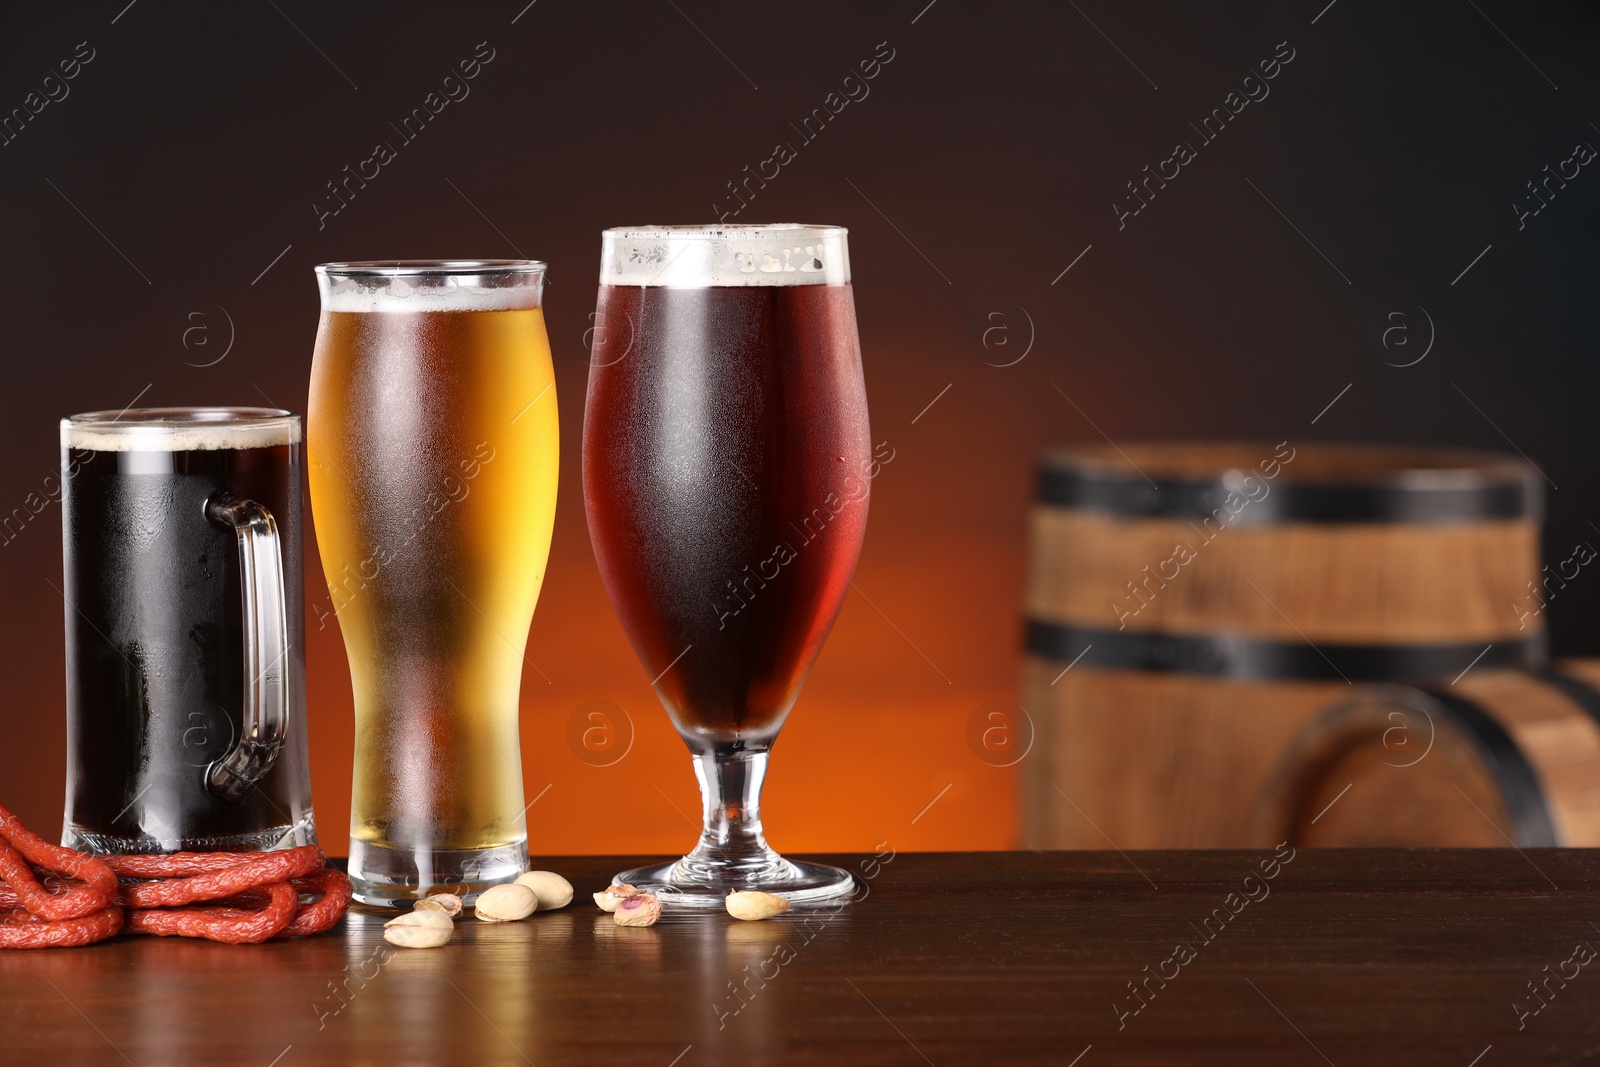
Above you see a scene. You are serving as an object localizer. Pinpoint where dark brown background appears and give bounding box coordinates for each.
[2,0,1597,855]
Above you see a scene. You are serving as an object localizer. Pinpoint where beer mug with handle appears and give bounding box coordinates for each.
[60,407,314,853]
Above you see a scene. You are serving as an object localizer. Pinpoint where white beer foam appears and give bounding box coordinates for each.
[600,225,850,288]
[318,280,544,313]
[63,416,301,452]
[316,262,545,313]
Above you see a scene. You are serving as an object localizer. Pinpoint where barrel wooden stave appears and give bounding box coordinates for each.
[1025,659,1344,848]
[1029,510,1539,643]
[1254,664,1600,848]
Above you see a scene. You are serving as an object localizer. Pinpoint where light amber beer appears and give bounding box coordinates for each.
[308,261,557,906]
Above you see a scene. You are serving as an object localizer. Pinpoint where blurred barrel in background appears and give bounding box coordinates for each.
[1021,443,1544,849]
[1251,663,1600,847]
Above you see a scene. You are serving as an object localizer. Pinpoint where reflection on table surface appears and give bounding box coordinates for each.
[3,850,1597,1066]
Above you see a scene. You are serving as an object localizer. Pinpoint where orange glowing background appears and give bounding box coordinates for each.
[3,2,1598,856]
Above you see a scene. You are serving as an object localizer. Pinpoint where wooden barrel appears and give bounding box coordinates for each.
[1021,442,1544,849]
[1251,663,1600,847]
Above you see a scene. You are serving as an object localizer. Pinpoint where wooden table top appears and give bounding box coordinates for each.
[2,848,1598,1066]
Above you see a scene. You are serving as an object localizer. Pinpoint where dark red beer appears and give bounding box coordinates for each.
[583,282,872,748]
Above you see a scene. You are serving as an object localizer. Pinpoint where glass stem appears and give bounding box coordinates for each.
[687,747,778,869]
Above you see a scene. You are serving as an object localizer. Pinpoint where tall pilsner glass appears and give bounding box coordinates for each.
[309,260,557,907]
[584,225,870,906]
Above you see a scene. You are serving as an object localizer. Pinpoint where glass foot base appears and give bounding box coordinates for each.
[348,838,528,909]
[64,809,318,855]
[615,854,858,909]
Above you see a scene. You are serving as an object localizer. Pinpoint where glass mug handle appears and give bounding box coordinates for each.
[204,490,290,802]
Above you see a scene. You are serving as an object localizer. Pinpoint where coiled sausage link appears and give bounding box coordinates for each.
[0,804,118,921]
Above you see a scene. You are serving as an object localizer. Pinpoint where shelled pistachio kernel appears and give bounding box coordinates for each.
[414,893,464,918]
[475,883,537,922]
[514,871,574,910]
[594,883,640,913]
[383,909,454,949]
[725,891,791,921]
[613,892,662,927]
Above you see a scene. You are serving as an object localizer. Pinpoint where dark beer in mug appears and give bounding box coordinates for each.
[61,408,313,853]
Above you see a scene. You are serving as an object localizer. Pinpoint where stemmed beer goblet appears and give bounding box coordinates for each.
[583,225,871,906]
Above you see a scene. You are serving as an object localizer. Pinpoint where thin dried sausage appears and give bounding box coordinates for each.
[1,804,347,947]
[0,804,118,921]
[114,847,323,908]
[0,905,124,949]
[191,868,354,938]
[125,881,298,944]
[278,867,353,938]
